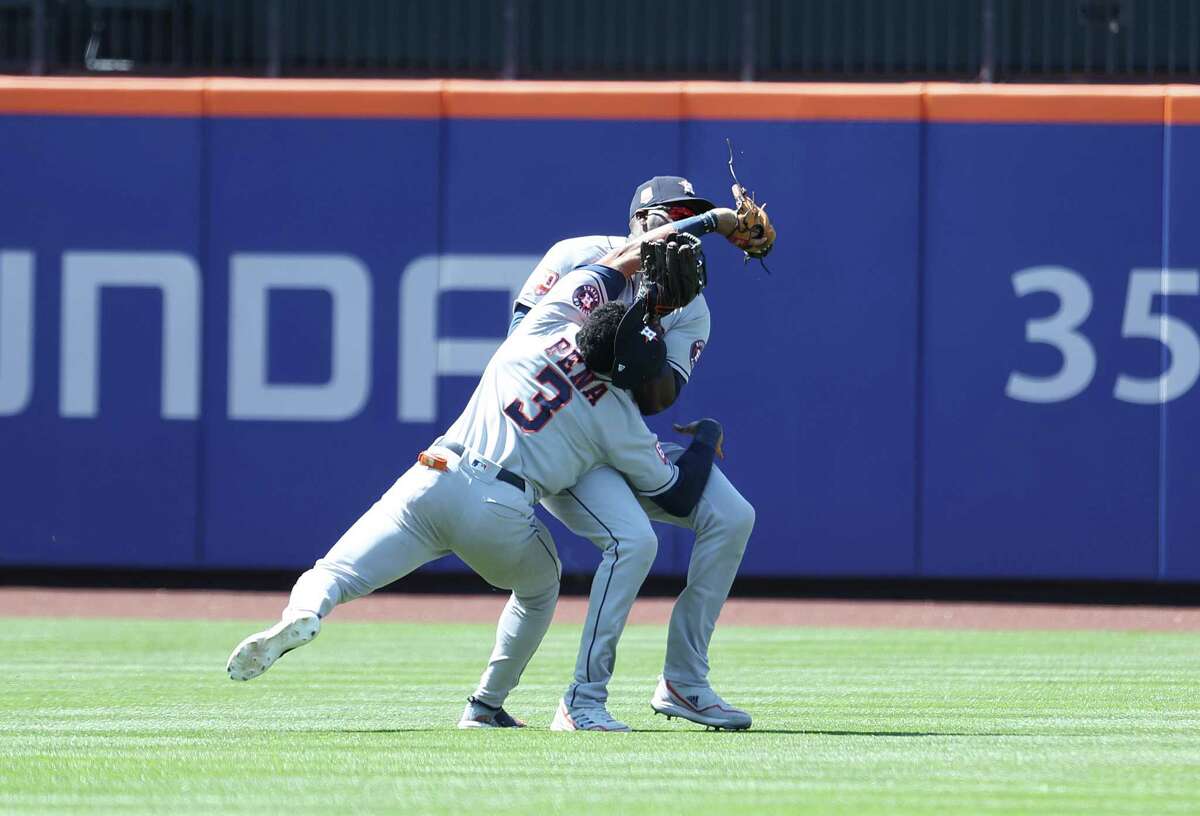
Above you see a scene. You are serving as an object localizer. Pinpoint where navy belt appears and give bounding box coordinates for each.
[443,442,527,494]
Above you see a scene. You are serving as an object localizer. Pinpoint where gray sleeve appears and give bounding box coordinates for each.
[597,395,679,496]
[515,236,624,309]
[518,267,632,338]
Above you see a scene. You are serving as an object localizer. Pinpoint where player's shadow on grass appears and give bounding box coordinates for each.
[321,728,1024,737]
[634,728,1019,737]
[314,728,453,734]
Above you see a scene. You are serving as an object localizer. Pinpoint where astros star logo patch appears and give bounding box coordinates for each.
[572,283,601,314]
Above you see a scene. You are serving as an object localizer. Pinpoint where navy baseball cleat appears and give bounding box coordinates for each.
[457,696,527,729]
[650,676,752,730]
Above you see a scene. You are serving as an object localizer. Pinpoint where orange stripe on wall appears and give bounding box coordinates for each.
[205,78,443,118]
[443,80,922,121]
[682,81,922,121]
[2,77,1200,124]
[1167,86,1200,125]
[923,83,1165,124]
[443,80,684,120]
[0,77,204,116]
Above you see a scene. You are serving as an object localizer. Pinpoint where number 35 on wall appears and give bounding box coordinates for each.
[1006,266,1200,404]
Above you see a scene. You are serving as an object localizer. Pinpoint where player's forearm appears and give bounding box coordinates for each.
[648,420,721,517]
[599,209,737,278]
[684,208,738,238]
[633,366,683,416]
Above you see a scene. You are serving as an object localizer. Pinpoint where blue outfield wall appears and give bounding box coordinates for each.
[0,109,1196,581]
[1165,120,1200,581]
[922,122,1165,580]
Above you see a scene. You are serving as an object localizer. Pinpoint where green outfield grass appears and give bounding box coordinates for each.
[1,615,1198,815]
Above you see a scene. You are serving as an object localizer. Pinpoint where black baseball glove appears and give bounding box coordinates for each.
[637,232,706,317]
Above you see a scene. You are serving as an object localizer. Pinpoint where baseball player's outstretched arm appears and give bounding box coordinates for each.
[647,418,723,517]
[598,210,739,279]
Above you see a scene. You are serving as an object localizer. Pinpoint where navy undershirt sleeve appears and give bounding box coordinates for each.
[673,211,721,239]
[648,419,720,517]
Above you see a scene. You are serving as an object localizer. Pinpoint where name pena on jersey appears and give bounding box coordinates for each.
[503,338,609,433]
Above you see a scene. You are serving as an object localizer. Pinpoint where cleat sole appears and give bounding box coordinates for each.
[226,614,319,681]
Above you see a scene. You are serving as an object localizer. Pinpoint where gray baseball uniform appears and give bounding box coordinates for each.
[286,278,690,707]
[487,236,754,711]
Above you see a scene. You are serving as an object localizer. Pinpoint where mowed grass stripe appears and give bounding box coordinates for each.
[1,617,1197,815]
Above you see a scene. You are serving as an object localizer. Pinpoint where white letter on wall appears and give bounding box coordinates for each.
[228,253,371,421]
[0,251,34,416]
[60,252,201,419]
[399,254,538,423]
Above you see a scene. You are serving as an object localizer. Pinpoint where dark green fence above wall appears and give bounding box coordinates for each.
[1,0,1198,81]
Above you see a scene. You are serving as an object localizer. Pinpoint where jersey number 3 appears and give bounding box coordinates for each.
[505,366,572,432]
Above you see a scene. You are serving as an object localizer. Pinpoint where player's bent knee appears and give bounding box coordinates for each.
[312,558,376,603]
[621,532,659,573]
[731,496,756,539]
[711,494,755,551]
[516,580,559,612]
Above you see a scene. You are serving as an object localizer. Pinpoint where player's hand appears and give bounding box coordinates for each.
[674,420,724,460]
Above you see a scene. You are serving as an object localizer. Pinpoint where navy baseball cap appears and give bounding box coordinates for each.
[628,176,717,221]
[611,299,667,389]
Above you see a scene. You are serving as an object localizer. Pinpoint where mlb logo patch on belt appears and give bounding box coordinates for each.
[417,451,448,472]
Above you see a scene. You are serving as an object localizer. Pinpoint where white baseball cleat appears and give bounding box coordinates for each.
[226,612,320,681]
[457,696,527,729]
[550,699,632,732]
[650,676,752,730]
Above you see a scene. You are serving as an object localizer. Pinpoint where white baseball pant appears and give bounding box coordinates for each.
[473,443,754,709]
[286,445,562,706]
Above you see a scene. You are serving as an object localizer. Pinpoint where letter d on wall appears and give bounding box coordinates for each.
[229,254,371,421]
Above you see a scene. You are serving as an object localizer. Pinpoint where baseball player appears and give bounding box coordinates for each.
[224,232,723,731]
[475,176,774,732]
